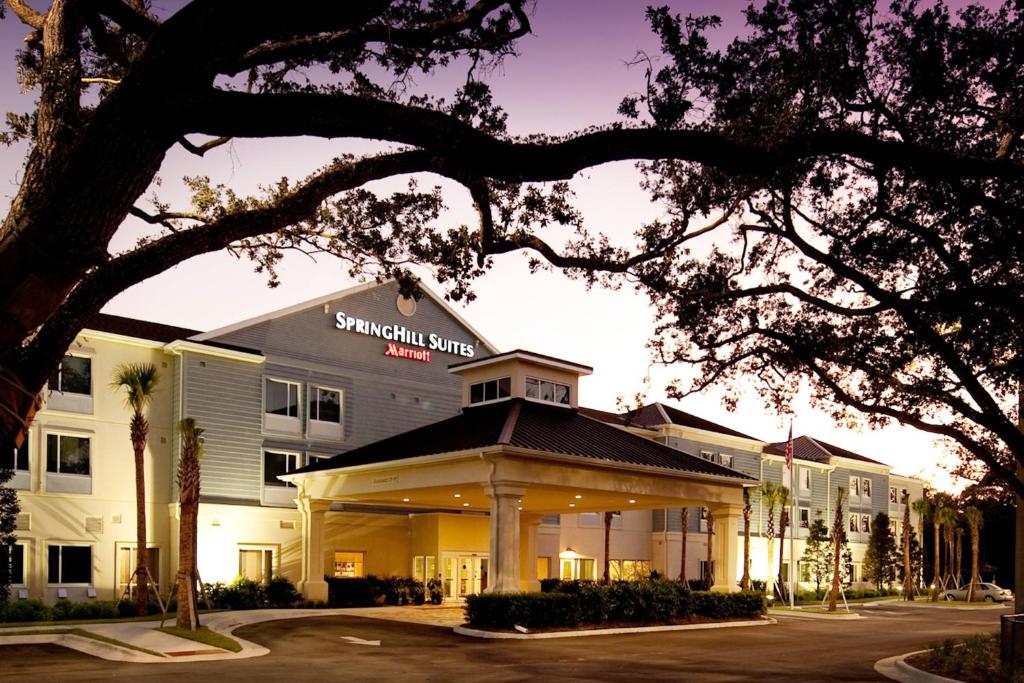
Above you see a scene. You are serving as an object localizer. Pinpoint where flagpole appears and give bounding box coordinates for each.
[789,421,796,609]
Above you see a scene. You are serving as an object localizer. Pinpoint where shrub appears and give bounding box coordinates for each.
[67,600,120,620]
[205,577,265,610]
[427,578,444,605]
[327,578,376,607]
[265,576,301,608]
[326,575,429,608]
[540,578,564,593]
[0,598,51,623]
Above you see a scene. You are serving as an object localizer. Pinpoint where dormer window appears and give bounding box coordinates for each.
[469,377,511,404]
[525,377,570,405]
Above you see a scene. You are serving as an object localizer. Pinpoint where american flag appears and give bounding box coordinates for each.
[784,422,793,472]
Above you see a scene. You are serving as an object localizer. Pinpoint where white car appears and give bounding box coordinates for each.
[943,582,1014,603]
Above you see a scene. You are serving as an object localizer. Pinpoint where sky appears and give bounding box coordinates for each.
[0,0,1001,489]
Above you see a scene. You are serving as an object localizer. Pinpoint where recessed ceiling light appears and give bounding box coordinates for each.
[569,503,576,508]
[628,499,636,504]
[462,502,470,507]
[518,506,522,510]
[453,493,462,498]
[403,498,410,502]
[574,494,582,499]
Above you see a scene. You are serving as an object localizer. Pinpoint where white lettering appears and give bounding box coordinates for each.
[333,312,473,356]
[335,312,346,329]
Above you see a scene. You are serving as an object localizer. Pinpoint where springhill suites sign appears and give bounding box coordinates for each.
[334,312,476,358]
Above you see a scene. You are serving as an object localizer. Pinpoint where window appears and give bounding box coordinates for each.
[263,450,300,489]
[799,468,811,494]
[889,486,898,504]
[469,377,511,404]
[799,508,810,528]
[799,561,811,582]
[609,560,652,581]
[889,519,899,536]
[46,434,90,475]
[861,515,871,533]
[537,557,552,580]
[116,546,160,598]
[698,560,715,581]
[307,454,332,467]
[720,454,734,468]
[334,551,365,578]
[2,543,25,586]
[699,506,709,532]
[413,555,437,582]
[49,355,92,395]
[862,478,872,500]
[849,476,860,497]
[2,433,28,471]
[265,378,299,418]
[560,557,595,580]
[238,546,274,582]
[309,387,342,423]
[524,377,570,405]
[48,545,91,584]
[849,513,858,533]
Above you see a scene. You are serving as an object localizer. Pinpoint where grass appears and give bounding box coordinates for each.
[0,608,224,629]
[0,626,164,658]
[788,595,900,606]
[907,633,1004,683]
[158,626,242,653]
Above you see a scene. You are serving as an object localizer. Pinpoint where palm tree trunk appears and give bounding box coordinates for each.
[176,418,202,630]
[132,411,149,617]
[777,509,789,600]
[740,501,752,591]
[968,524,980,603]
[902,499,914,600]
[766,510,776,595]
[679,508,688,583]
[931,519,941,601]
[828,487,846,612]
[704,509,714,590]
[601,511,612,585]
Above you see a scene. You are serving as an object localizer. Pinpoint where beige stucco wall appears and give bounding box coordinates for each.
[323,512,410,578]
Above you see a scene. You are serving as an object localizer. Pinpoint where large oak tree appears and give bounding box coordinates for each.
[0,0,1021,614]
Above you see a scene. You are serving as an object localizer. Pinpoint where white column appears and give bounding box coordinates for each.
[519,513,543,592]
[710,503,742,592]
[485,482,526,593]
[297,496,331,602]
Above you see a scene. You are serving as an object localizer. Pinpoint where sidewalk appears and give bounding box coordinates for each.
[0,605,466,663]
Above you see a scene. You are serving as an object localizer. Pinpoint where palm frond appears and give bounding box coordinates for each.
[110,362,160,411]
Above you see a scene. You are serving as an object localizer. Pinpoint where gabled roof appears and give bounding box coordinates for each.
[292,399,754,481]
[577,405,656,431]
[84,313,200,344]
[622,402,761,441]
[763,435,885,467]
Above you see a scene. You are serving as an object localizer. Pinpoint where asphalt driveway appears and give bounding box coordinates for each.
[0,603,1007,682]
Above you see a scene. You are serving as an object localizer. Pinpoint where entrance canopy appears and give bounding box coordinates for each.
[282,398,755,598]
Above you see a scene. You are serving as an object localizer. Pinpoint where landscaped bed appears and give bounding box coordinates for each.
[905,633,1005,683]
[465,580,766,632]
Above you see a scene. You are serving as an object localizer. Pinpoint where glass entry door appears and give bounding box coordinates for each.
[443,554,489,600]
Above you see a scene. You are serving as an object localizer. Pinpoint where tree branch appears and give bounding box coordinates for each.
[6,0,45,29]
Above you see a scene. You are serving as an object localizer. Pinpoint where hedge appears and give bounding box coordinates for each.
[466,580,766,630]
[327,575,438,607]
[0,598,121,623]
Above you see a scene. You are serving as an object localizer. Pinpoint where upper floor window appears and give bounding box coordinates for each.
[525,377,570,405]
[265,378,299,418]
[49,355,92,395]
[861,514,870,533]
[3,434,28,472]
[862,478,872,500]
[889,486,898,504]
[700,451,733,468]
[849,513,858,533]
[264,450,300,488]
[46,434,90,475]
[469,377,511,404]
[799,467,812,493]
[799,508,811,528]
[849,476,860,497]
[309,387,342,423]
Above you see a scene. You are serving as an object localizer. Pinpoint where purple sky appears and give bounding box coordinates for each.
[0,1,1005,488]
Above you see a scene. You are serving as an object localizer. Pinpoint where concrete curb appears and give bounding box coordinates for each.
[0,632,165,662]
[769,609,863,620]
[894,601,1008,611]
[453,617,776,640]
[874,649,965,683]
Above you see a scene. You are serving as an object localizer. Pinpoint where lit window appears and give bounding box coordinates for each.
[309,387,342,423]
[799,508,810,528]
[862,478,872,500]
[609,560,652,581]
[334,551,365,578]
[469,377,511,404]
[238,546,274,582]
[116,546,159,598]
[49,355,92,395]
[2,543,25,586]
[46,434,90,475]
[861,515,870,533]
[48,545,91,584]
[264,451,300,488]
[2,433,28,472]
[265,378,300,418]
[524,377,570,405]
[413,555,437,582]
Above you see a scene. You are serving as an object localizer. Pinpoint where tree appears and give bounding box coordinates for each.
[0,468,15,601]
[897,526,924,596]
[757,481,787,594]
[965,506,984,602]
[175,418,203,630]
[800,514,831,594]
[703,507,714,590]
[679,507,689,584]
[601,511,613,585]
[901,494,916,600]
[740,489,752,591]
[938,505,959,591]
[777,489,791,600]
[828,487,848,612]
[110,362,160,616]
[954,526,964,589]
[863,512,898,591]
[912,497,936,589]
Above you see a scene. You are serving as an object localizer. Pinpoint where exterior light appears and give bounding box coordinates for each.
[453,493,462,498]
[628,499,637,504]
[462,502,470,507]
[575,495,582,499]
[402,498,410,502]
[569,503,576,508]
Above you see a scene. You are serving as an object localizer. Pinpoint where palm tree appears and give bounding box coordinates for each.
[601,511,613,585]
[964,507,984,602]
[777,486,791,600]
[176,418,203,629]
[758,481,786,595]
[901,493,915,600]
[911,497,933,595]
[827,487,848,612]
[110,362,160,617]
[938,506,958,591]
[703,507,715,590]
[679,507,689,584]
[740,489,753,591]
[953,527,964,589]
[930,497,944,601]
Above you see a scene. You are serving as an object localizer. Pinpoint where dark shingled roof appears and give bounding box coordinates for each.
[623,403,761,441]
[449,349,593,372]
[293,399,753,481]
[763,435,885,467]
[83,312,263,355]
[576,405,655,431]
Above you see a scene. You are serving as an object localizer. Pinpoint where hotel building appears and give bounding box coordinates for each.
[3,281,923,603]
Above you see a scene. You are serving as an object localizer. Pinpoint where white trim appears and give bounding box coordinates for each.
[78,328,168,350]
[262,449,302,507]
[449,351,592,376]
[468,376,512,406]
[163,340,264,364]
[237,544,278,582]
[660,423,766,451]
[46,542,94,587]
[192,279,500,354]
[524,376,572,406]
[6,540,28,587]
[42,431,92,476]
